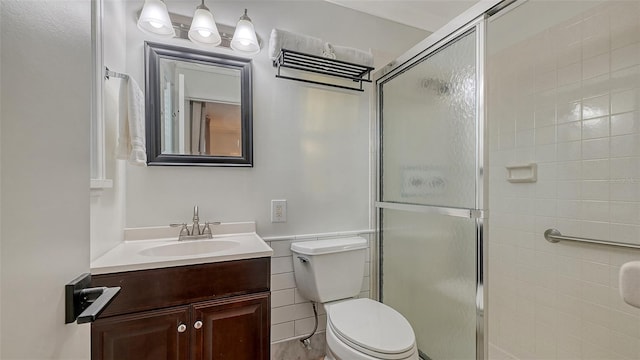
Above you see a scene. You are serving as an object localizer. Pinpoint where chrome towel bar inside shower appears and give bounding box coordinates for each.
[544,228,640,250]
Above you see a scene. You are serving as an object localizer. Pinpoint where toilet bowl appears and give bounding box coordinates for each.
[291,237,418,360]
[324,298,418,360]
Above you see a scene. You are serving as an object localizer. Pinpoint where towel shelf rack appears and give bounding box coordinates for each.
[273,49,374,92]
[544,228,640,250]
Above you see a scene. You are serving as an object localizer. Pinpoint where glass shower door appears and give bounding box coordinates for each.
[377,20,485,360]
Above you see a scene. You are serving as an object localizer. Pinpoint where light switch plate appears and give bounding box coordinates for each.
[271,200,287,223]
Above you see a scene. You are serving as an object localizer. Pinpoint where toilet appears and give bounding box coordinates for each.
[291,237,418,360]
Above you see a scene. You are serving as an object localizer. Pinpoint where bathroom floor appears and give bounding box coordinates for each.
[271,333,326,360]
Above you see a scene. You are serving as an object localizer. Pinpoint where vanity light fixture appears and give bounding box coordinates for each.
[230,9,260,55]
[187,0,222,46]
[137,1,261,55]
[137,0,175,38]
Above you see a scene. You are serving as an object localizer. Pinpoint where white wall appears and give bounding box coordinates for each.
[488,1,640,359]
[1,1,92,358]
[119,1,427,237]
[0,3,3,354]
[91,0,128,260]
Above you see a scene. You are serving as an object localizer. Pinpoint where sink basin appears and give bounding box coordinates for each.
[139,240,239,257]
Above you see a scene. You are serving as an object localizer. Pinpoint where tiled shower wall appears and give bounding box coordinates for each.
[265,231,373,344]
[488,2,640,359]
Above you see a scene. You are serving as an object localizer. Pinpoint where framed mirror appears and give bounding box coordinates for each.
[145,42,253,166]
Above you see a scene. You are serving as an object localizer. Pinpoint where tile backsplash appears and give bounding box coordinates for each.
[488,1,640,359]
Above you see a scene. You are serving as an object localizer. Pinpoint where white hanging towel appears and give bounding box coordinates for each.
[116,76,147,166]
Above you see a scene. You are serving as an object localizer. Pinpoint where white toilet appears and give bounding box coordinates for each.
[291,237,418,360]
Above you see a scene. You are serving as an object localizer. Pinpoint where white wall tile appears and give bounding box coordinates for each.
[611,111,640,136]
[581,138,610,160]
[582,53,610,80]
[581,181,609,201]
[611,134,640,158]
[610,202,640,225]
[580,201,610,222]
[271,322,295,342]
[610,223,640,243]
[581,261,610,286]
[557,141,582,161]
[582,159,609,180]
[271,256,294,274]
[271,289,295,308]
[610,331,640,359]
[294,315,327,336]
[535,126,556,145]
[490,3,640,360]
[582,94,610,119]
[270,240,293,257]
[558,121,582,142]
[271,273,296,291]
[582,117,609,139]
[612,43,640,72]
[558,62,582,86]
[612,89,639,115]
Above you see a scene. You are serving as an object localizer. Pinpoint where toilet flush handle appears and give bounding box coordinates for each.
[297,256,310,264]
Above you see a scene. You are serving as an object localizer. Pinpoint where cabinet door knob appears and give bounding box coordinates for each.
[177,324,187,333]
[194,320,203,329]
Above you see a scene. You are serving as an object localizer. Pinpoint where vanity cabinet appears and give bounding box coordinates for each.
[91,258,270,360]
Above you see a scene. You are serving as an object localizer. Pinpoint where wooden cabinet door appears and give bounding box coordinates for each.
[92,306,190,360]
[191,292,270,360]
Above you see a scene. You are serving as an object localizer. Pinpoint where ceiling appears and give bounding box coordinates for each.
[326,0,480,32]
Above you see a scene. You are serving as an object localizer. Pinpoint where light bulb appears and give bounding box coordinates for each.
[188,5,221,46]
[137,0,175,37]
[231,9,260,55]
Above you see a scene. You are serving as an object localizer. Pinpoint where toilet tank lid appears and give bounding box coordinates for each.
[291,237,367,255]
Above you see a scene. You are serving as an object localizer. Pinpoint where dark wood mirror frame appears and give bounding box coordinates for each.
[145,42,253,167]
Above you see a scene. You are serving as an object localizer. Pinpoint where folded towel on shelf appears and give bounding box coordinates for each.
[116,76,147,166]
[330,44,374,67]
[268,28,324,60]
[322,42,336,59]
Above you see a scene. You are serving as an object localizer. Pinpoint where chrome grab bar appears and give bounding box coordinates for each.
[544,228,640,250]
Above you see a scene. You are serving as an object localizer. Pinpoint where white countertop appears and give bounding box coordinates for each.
[91,232,273,275]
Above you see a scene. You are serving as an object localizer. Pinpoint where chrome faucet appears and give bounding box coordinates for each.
[192,205,201,236]
[170,205,220,241]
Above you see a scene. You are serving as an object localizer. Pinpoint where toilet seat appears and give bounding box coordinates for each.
[327,298,416,359]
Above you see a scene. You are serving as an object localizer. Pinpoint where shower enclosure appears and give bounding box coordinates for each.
[377,0,640,359]
[376,15,487,360]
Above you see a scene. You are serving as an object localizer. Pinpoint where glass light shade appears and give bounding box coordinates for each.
[137,0,175,37]
[188,7,221,46]
[230,10,260,55]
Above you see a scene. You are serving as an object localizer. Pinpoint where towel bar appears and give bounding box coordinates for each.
[104,66,128,80]
[544,228,640,250]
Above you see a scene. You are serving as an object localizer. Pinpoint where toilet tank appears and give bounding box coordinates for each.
[291,237,367,303]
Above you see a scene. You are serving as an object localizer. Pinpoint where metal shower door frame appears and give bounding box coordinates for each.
[374,14,489,360]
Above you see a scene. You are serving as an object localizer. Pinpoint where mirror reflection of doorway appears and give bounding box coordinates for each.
[190,100,242,156]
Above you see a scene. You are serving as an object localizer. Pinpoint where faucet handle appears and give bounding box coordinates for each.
[170,223,190,237]
[202,222,221,237]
